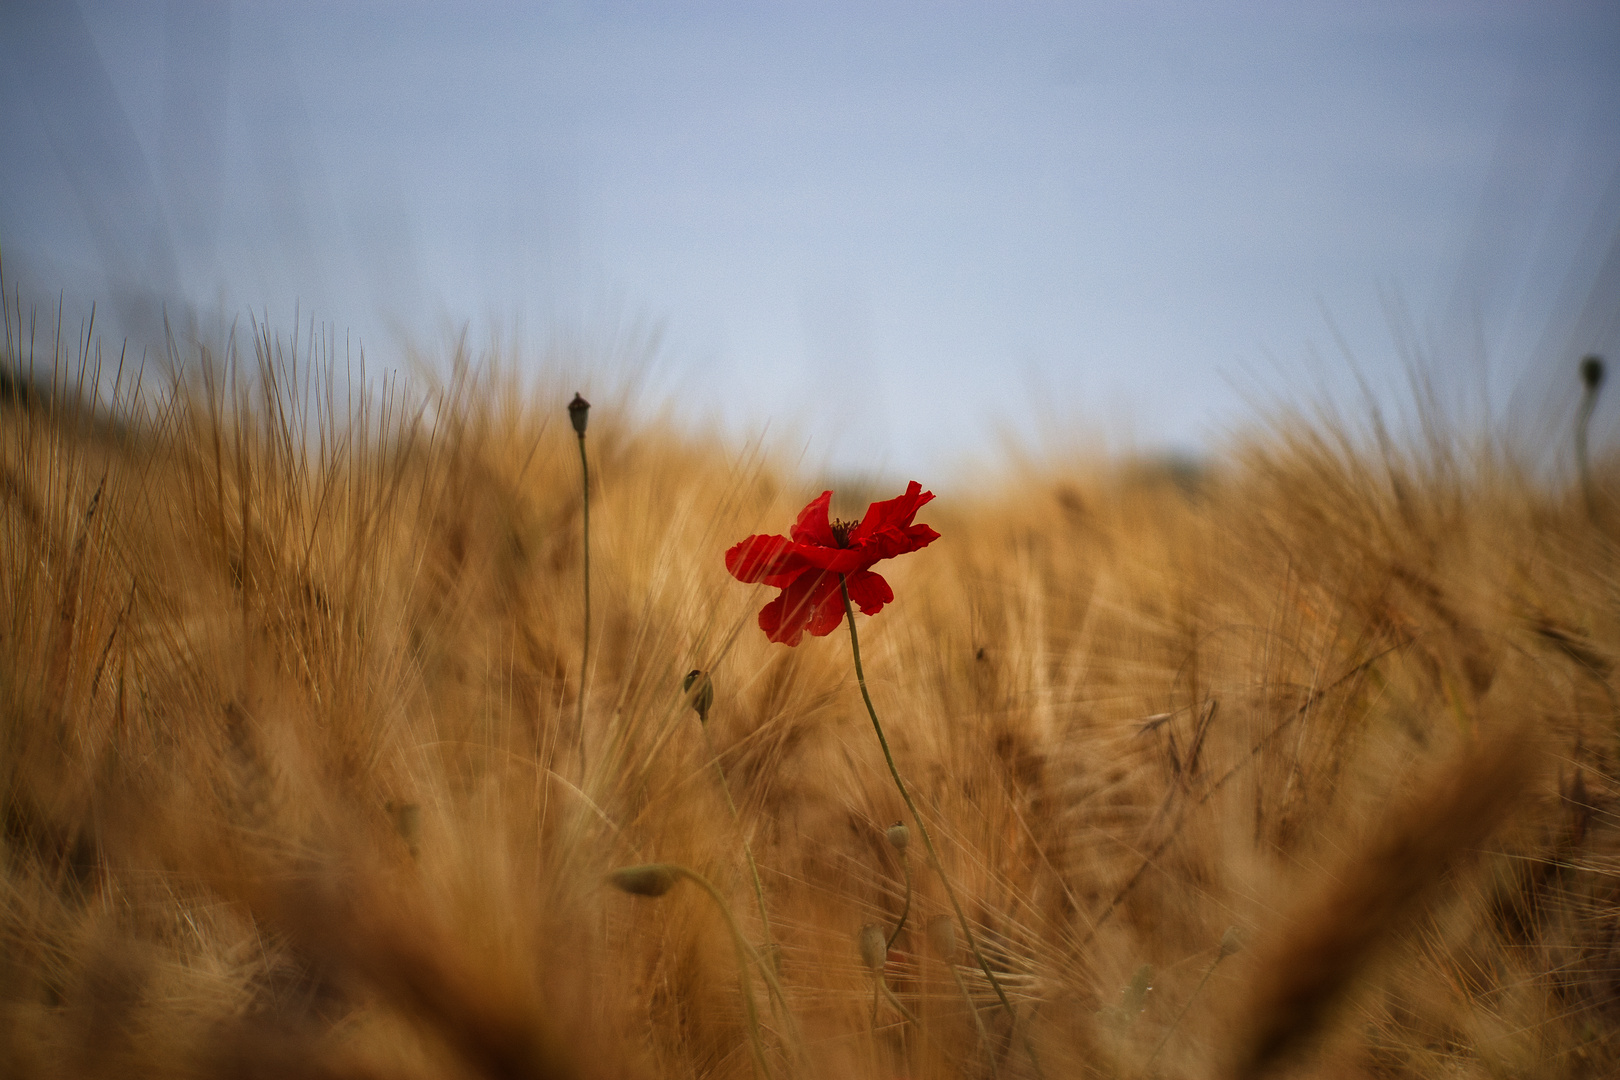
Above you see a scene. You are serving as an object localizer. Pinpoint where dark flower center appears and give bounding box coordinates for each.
[829,518,860,547]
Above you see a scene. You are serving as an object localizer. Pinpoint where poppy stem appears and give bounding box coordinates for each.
[668,865,775,1080]
[946,956,999,1078]
[575,427,591,778]
[838,575,1043,1079]
[702,723,778,976]
[1577,355,1604,520]
[886,854,912,952]
[1146,949,1226,1069]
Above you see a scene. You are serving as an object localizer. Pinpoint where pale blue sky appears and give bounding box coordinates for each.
[3,1,1618,477]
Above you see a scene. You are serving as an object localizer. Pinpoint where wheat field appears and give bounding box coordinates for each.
[1,312,1616,1079]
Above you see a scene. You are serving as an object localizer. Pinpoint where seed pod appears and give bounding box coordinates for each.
[1582,355,1605,392]
[857,924,887,973]
[1122,964,1154,1015]
[608,864,677,898]
[682,669,714,723]
[926,915,957,959]
[885,821,909,851]
[1219,925,1244,959]
[396,802,421,854]
[568,392,590,436]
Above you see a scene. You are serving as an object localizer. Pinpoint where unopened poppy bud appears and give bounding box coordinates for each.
[1219,925,1244,959]
[392,801,421,852]
[682,669,714,723]
[857,924,887,973]
[885,821,909,851]
[608,863,677,897]
[1123,964,1154,1014]
[568,392,590,436]
[926,915,956,959]
[1582,355,1605,393]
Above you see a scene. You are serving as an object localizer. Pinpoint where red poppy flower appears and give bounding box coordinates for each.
[725,482,940,645]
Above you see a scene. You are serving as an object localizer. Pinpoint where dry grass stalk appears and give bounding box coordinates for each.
[2,314,1617,1079]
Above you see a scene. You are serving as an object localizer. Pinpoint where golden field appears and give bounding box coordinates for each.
[2,319,1617,1079]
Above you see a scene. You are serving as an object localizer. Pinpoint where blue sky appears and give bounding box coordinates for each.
[3,1,1618,478]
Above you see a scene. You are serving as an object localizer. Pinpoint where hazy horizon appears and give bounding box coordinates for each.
[3,0,1618,479]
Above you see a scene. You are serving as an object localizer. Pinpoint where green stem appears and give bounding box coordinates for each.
[1578,385,1598,518]
[946,958,1000,1079]
[839,575,1040,1079]
[664,862,803,1068]
[886,855,912,952]
[1146,953,1224,1069]
[576,431,591,778]
[704,726,777,968]
[876,973,962,1069]
[671,866,773,1080]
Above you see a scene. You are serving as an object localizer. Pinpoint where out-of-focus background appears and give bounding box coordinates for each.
[2,0,1617,477]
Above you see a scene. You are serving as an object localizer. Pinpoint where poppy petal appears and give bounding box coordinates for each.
[728,482,937,646]
[758,567,839,646]
[805,574,848,637]
[850,481,934,543]
[845,569,893,616]
[787,544,871,574]
[756,594,801,645]
[856,522,941,564]
[790,491,836,547]
[726,534,810,583]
